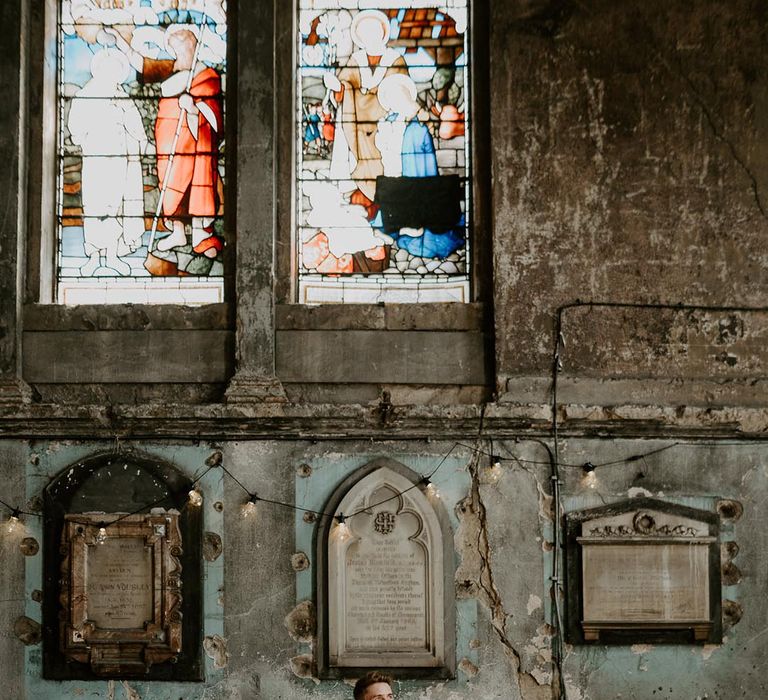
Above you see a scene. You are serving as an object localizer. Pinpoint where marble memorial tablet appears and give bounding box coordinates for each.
[327,466,447,669]
[567,499,720,643]
[581,542,710,625]
[87,537,153,629]
[345,514,427,651]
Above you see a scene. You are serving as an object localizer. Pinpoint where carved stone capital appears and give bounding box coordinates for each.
[225,373,288,404]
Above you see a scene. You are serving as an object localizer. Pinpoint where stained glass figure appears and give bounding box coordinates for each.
[297,1,470,303]
[57,0,227,304]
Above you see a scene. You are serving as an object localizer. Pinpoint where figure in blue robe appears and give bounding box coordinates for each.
[386,118,464,259]
[402,118,438,177]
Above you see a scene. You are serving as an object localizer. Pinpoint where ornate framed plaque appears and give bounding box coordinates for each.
[59,511,183,676]
[565,498,722,644]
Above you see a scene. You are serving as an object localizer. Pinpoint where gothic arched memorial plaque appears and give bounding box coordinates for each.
[59,511,183,676]
[324,465,451,674]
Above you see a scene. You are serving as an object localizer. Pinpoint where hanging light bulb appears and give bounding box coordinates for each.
[485,456,503,484]
[242,494,259,518]
[333,514,351,543]
[96,524,108,545]
[421,477,440,499]
[582,462,598,489]
[6,510,21,534]
[188,487,203,507]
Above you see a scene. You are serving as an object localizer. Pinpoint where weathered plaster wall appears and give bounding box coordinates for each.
[0,1,766,699]
[0,438,762,699]
[0,442,26,700]
[492,0,768,392]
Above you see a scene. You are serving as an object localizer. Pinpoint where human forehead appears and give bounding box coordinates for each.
[363,682,394,700]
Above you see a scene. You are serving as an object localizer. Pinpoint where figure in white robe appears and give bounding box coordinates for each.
[68,48,148,276]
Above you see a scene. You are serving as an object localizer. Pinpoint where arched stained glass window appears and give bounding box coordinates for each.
[297,1,470,303]
[57,1,227,304]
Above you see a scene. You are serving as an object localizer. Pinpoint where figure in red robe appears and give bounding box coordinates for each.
[145,28,223,259]
[107,25,224,266]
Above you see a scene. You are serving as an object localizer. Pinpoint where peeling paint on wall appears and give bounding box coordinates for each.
[290,653,319,683]
[527,594,542,616]
[204,634,230,670]
[284,600,316,643]
[14,616,41,645]
[120,680,142,700]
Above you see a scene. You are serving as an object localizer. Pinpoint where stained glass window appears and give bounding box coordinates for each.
[57,0,227,304]
[297,1,470,304]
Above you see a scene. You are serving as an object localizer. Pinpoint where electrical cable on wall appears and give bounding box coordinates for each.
[0,440,702,535]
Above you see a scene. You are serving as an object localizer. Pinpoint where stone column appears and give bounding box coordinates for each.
[0,0,31,404]
[225,0,287,403]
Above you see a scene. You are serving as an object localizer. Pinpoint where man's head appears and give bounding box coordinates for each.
[353,671,394,700]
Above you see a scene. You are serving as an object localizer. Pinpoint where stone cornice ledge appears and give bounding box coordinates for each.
[0,402,765,439]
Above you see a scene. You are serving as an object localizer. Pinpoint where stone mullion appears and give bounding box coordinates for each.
[225,0,287,403]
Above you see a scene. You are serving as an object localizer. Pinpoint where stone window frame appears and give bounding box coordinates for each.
[278,1,492,307]
[269,0,493,393]
[17,1,268,398]
[314,457,457,680]
[7,0,491,401]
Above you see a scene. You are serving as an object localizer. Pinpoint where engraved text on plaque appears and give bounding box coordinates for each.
[325,464,449,672]
[346,536,427,650]
[566,500,720,644]
[87,537,153,629]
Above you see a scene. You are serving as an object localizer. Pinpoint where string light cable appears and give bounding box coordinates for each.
[0,439,741,534]
[0,464,217,537]
[454,440,682,470]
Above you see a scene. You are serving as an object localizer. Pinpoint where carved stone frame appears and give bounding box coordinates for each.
[565,497,722,645]
[59,512,183,676]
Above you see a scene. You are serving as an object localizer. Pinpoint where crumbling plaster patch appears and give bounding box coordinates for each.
[204,634,230,670]
[290,654,319,683]
[454,452,554,699]
[13,616,41,645]
[284,600,316,644]
[527,594,543,616]
[120,680,142,700]
[203,531,224,561]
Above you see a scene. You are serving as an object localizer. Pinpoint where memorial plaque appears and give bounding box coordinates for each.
[566,498,721,644]
[59,512,183,675]
[582,543,709,624]
[87,537,153,629]
[325,466,448,671]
